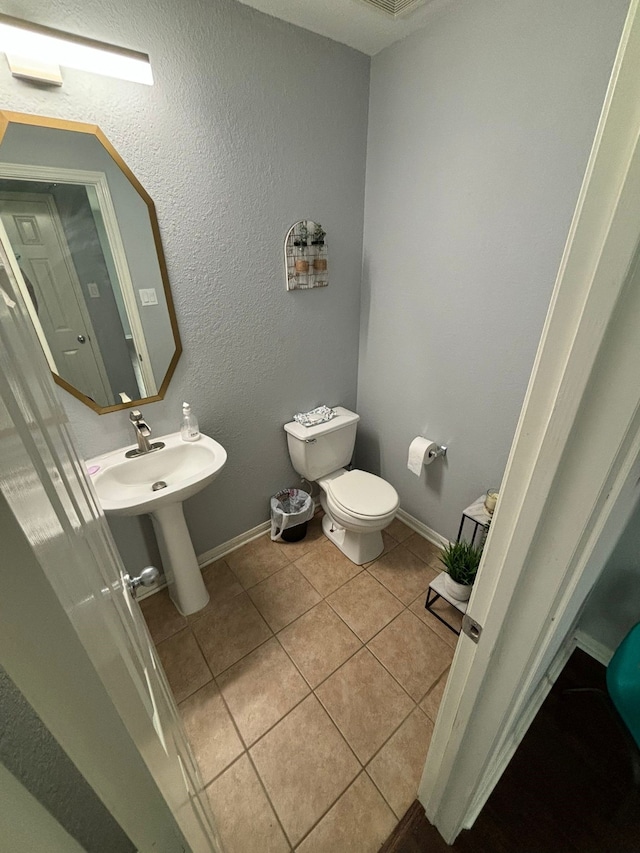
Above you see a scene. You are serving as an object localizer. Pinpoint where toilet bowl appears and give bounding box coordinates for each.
[318,468,399,563]
[284,407,399,564]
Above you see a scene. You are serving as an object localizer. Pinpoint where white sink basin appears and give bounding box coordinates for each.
[88,432,227,517]
[87,431,227,617]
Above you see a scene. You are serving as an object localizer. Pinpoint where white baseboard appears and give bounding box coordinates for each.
[136,519,272,601]
[197,520,272,568]
[396,507,449,549]
[575,628,614,665]
[138,503,441,602]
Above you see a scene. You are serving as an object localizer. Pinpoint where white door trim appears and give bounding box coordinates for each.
[420,0,640,840]
[0,161,156,395]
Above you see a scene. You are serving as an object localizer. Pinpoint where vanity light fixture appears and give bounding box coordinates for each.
[0,14,153,86]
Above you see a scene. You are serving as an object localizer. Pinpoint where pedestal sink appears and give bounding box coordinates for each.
[88,432,227,615]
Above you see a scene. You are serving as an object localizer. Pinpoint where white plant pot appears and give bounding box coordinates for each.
[444,573,472,602]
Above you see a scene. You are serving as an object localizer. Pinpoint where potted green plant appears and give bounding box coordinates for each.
[439,540,482,602]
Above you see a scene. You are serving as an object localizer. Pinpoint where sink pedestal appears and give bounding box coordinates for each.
[150,503,209,616]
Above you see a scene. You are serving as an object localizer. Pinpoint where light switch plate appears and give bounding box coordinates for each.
[139,288,158,306]
[87,282,100,298]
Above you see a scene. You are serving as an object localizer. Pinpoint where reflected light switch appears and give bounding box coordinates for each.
[87,282,100,298]
[139,288,158,306]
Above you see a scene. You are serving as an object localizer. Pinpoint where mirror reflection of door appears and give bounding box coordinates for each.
[0,191,114,406]
[0,187,141,408]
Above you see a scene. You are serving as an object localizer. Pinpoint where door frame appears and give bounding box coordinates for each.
[0,763,85,853]
[420,0,640,841]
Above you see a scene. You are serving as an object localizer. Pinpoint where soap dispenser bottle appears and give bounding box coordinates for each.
[181,402,200,442]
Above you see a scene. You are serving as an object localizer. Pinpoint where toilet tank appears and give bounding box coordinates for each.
[284,407,360,482]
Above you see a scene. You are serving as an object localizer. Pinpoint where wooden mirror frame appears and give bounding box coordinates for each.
[0,111,182,414]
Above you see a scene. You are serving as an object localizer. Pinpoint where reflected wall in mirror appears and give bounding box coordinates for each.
[0,112,181,413]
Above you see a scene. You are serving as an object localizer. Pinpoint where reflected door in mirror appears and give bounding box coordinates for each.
[0,191,129,408]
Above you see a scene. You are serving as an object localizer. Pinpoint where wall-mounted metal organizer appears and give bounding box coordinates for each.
[285,220,328,290]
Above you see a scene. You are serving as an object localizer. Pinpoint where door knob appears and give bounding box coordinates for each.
[127,566,160,595]
[77,334,86,343]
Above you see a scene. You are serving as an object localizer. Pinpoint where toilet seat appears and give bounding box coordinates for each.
[324,470,399,520]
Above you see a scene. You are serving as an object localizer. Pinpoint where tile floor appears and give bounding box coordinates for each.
[141,515,461,853]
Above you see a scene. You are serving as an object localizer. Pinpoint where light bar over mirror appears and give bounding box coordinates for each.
[0,14,153,85]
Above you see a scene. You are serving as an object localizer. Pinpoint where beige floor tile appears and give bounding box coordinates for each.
[206,754,290,853]
[420,669,449,723]
[368,611,453,702]
[217,638,309,745]
[139,588,187,644]
[178,681,244,784]
[403,532,443,567]
[192,593,271,676]
[366,707,434,819]
[277,602,361,688]
[250,695,360,846]
[294,539,362,597]
[297,772,396,853]
[327,571,404,643]
[198,559,244,612]
[226,535,290,589]
[248,566,321,632]
[368,544,438,605]
[385,518,413,543]
[409,593,461,650]
[315,648,414,763]
[272,514,325,561]
[156,628,212,703]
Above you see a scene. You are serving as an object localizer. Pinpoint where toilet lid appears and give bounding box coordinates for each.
[328,470,399,517]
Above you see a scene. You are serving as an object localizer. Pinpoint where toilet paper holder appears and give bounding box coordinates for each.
[429,444,448,461]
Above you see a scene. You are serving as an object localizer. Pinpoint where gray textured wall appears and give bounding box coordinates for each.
[357,0,629,541]
[0,667,134,853]
[0,0,370,569]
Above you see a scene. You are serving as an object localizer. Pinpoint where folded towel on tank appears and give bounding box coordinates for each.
[293,405,336,427]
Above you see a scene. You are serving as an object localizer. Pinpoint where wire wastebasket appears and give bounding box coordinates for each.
[270,488,314,542]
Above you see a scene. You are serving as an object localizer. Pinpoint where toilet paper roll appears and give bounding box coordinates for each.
[407,437,438,475]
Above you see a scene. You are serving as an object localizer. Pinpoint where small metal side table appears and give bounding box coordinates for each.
[425,496,491,635]
[425,572,467,635]
[456,495,491,546]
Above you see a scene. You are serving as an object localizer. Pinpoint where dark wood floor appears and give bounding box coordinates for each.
[381,650,640,852]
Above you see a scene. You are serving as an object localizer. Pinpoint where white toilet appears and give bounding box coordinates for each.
[284,407,399,564]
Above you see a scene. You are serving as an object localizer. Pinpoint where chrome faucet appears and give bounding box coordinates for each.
[125,410,165,458]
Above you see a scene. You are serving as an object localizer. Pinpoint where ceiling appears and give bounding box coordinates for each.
[235,0,453,55]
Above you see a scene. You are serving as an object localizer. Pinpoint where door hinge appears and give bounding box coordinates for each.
[462,613,482,643]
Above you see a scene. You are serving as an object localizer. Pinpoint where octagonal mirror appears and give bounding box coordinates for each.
[0,111,181,414]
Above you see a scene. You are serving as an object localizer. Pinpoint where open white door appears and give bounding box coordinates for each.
[420,0,640,842]
[0,240,223,849]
